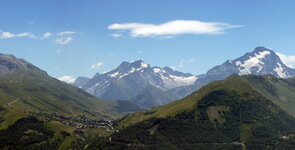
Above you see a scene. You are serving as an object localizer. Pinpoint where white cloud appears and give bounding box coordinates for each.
[54,31,76,45]
[178,58,195,68]
[27,20,34,25]
[138,50,143,54]
[159,35,174,39]
[0,32,14,39]
[108,20,241,38]
[276,53,295,68]
[57,31,76,36]
[58,75,76,83]
[89,62,104,70]
[0,31,35,39]
[170,66,176,70]
[17,32,34,37]
[0,30,54,40]
[172,58,195,70]
[42,32,52,39]
[111,33,122,38]
[55,37,73,45]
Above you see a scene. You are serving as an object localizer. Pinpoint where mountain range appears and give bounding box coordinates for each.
[195,47,295,87]
[1,47,295,149]
[76,60,197,108]
[73,47,295,109]
[0,53,140,130]
[98,74,295,149]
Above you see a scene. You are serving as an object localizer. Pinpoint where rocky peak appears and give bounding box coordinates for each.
[0,53,40,76]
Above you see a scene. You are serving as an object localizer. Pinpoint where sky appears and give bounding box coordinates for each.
[1,0,295,83]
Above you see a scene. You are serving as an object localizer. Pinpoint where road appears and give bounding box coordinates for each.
[8,99,18,107]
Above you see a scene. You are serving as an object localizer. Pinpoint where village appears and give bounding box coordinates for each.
[51,112,113,129]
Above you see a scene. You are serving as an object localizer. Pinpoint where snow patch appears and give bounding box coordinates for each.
[119,67,143,79]
[153,68,162,73]
[141,62,149,68]
[236,61,241,66]
[159,73,198,89]
[236,51,271,74]
[108,72,120,78]
[274,63,287,78]
[94,82,100,87]
[170,75,198,85]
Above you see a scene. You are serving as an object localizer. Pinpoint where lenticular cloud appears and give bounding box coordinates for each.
[108,20,242,37]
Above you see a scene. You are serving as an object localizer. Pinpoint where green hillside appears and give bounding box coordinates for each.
[0,69,140,129]
[1,68,295,149]
[93,74,295,149]
[0,54,142,149]
[118,74,295,127]
[243,75,295,117]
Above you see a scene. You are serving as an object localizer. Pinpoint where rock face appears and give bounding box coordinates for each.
[108,74,295,150]
[195,47,295,87]
[171,47,295,103]
[73,77,91,88]
[79,60,197,108]
[0,53,41,76]
[76,47,295,109]
[0,53,140,119]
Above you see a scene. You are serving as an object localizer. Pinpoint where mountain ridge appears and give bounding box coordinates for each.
[77,60,197,108]
[89,74,295,149]
[0,53,46,76]
[0,53,141,130]
[73,47,295,109]
[118,74,295,127]
[168,47,295,106]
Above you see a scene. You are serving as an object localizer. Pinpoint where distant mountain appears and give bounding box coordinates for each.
[102,74,295,149]
[75,47,295,109]
[128,85,174,109]
[170,47,295,102]
[73,76,90,88]
[196,47,295,87]
[132,47,295,109]
[0,53,140,129]
[0,54,41,76]
[80,60,197,108]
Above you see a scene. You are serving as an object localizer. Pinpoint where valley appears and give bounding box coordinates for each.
[2,1,295,149]
[73,47,295,110]
[0,48,294,150]
[95,74,295,149]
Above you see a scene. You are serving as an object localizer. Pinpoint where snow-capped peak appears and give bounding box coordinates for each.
[203,46,295,82]
[152,66,198,89]
[82,60,198,99]
[128,60,149,69]
[235,50,271,74]
[140,61,149,68]
[218,47,295,78]
[153,67,162,73]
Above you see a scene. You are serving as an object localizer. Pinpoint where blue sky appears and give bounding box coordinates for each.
[1,0,295,82]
